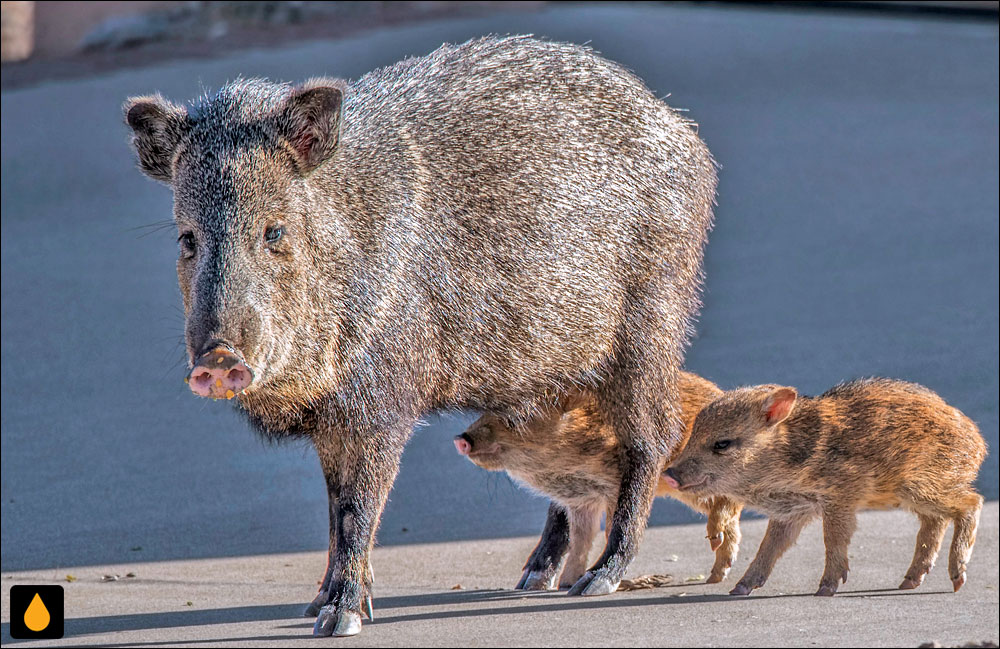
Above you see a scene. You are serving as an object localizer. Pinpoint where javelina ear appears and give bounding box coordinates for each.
[124,95,188,183]
[762,387,797,425]
[279,79,345,174]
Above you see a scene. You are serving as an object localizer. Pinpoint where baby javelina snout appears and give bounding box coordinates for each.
[456,371,744,589]
[665,378,987,597]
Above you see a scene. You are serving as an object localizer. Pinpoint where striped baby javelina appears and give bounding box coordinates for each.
[457,371,743,587]
[665,378,987,597]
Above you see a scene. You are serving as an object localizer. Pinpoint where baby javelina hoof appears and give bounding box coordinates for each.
[456,371,744,590]
[664,378,987,597]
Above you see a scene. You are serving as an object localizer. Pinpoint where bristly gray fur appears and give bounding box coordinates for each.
[125,35,718,629]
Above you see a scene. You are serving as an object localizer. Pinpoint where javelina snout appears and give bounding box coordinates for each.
[453,433,473,455]
[177,219,280,397]
[187,344,254,399]
[182,285,266,396]
[454,425,503,469]
[662,464,707,492]
[182,265,265,398]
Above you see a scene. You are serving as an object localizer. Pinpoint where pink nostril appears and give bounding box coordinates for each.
[187,348,253,399]
[454,437,472,456]
[189,370,214,396]
[226,367,250,389]
[663,474,680,490]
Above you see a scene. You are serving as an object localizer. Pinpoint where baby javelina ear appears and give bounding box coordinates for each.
[762,387,797,426]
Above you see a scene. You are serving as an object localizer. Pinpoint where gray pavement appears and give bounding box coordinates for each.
[1,2,997,646]
[1,505,998,647]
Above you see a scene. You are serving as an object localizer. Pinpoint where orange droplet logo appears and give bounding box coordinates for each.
[24,592,50,632]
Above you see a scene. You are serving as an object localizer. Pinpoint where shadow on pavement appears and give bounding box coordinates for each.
[0,585,955,646]
[0,604,303,646]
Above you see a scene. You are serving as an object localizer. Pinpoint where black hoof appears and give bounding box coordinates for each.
[314,605,363,637]
[567,570,620,596]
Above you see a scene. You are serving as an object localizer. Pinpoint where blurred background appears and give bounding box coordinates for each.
[2,1,997,83]
[2,1,997,574]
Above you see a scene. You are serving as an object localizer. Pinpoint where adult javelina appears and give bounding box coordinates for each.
[124,36,716,637]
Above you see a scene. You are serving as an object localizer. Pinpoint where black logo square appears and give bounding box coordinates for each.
[9,585,64,639]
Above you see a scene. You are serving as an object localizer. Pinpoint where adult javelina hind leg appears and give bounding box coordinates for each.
[124,36,716,636]
[569,286,694,595]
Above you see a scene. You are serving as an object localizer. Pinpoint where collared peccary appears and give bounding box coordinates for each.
[124,35,717,637]
[665,379,987,597]
[456,371,742,587]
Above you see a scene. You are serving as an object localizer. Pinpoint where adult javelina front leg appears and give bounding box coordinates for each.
[124,36,716,637]
[311,419,408,635]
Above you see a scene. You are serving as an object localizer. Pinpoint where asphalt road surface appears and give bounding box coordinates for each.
[1,2,997,646]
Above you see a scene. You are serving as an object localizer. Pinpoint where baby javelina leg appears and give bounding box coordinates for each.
[816,504,857,596]
[705,497,742,583]
[730,514,811,596]
[948,491,984,592]
[562,504,605,588]
[899,513,949,590]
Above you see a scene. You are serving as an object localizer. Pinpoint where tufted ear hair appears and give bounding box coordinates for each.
[124,94,189,183]
[279,78,345,175]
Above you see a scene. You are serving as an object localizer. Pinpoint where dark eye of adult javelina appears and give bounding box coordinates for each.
[124,36,716,637]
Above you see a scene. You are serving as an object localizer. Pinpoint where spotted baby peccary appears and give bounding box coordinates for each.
[457,371,743,588]
[664,379,987,597]
[124,36,717,637]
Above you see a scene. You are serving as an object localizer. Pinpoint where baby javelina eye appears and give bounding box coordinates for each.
[264,224,285,245]
[713,439,732,452]
[178,231,196,258]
